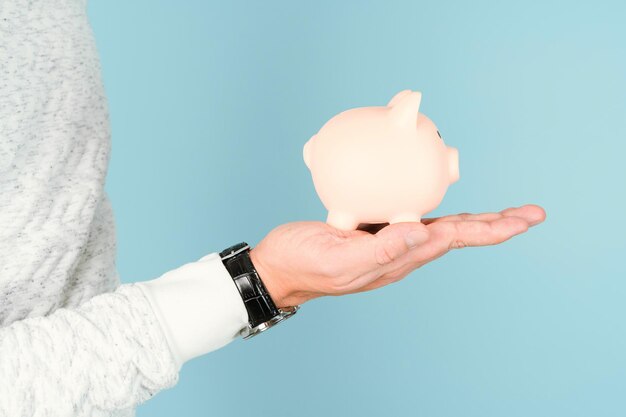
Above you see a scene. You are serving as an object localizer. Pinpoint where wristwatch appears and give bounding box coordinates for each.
[219,242,299,339]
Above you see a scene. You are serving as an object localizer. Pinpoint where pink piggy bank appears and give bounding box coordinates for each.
[303,90,460,230]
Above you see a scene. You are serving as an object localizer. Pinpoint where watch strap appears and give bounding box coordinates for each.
[219,242,279,328]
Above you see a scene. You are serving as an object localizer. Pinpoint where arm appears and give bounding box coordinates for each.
[0,254,247,416]
[0,204,544,415]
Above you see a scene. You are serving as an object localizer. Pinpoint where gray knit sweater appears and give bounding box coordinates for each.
[0,1,248,416]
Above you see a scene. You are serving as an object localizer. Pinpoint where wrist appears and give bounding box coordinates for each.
[249,247,317,308]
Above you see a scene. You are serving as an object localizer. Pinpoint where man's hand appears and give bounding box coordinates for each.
[249,205,546,308]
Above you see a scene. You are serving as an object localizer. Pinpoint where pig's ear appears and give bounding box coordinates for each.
[387,89,412,107]
[389,91,422,127]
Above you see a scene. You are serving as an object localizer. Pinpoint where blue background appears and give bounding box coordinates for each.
[88,1,626,416]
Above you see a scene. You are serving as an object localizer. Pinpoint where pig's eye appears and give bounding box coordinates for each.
[436,130,442,139]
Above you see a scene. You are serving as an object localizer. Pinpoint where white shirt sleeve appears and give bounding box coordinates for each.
[136,252,249,369]
[0,254,249,416]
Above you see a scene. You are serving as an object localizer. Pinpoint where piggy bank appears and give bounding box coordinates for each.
[303,90,459,230]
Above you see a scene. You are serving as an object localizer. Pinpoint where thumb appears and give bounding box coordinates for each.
[344,222,430,268]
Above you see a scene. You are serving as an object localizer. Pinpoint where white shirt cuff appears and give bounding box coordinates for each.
[136,252,249,370]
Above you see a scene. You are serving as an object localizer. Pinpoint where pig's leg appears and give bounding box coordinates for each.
[389,213,421,224]
[327,211,359,230]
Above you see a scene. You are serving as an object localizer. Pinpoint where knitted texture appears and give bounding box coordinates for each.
[0,0,180,415]
[0,0,114,324]
[0,285,179,416]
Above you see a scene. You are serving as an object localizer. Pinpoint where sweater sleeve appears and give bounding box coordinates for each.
[0,254,249,416]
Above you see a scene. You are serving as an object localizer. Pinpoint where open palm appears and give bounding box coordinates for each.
[250,205,546,307]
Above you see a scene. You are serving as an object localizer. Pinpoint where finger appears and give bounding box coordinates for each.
[506,204,546,226]
[422,211,503,224]
[427,216,530,250]
[422,204,546,227]
[355,209,545,293]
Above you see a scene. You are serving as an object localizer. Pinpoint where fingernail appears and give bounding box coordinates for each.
[405,229,427,249]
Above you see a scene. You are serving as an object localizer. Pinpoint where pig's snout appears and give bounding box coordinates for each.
[447,146,459,183]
